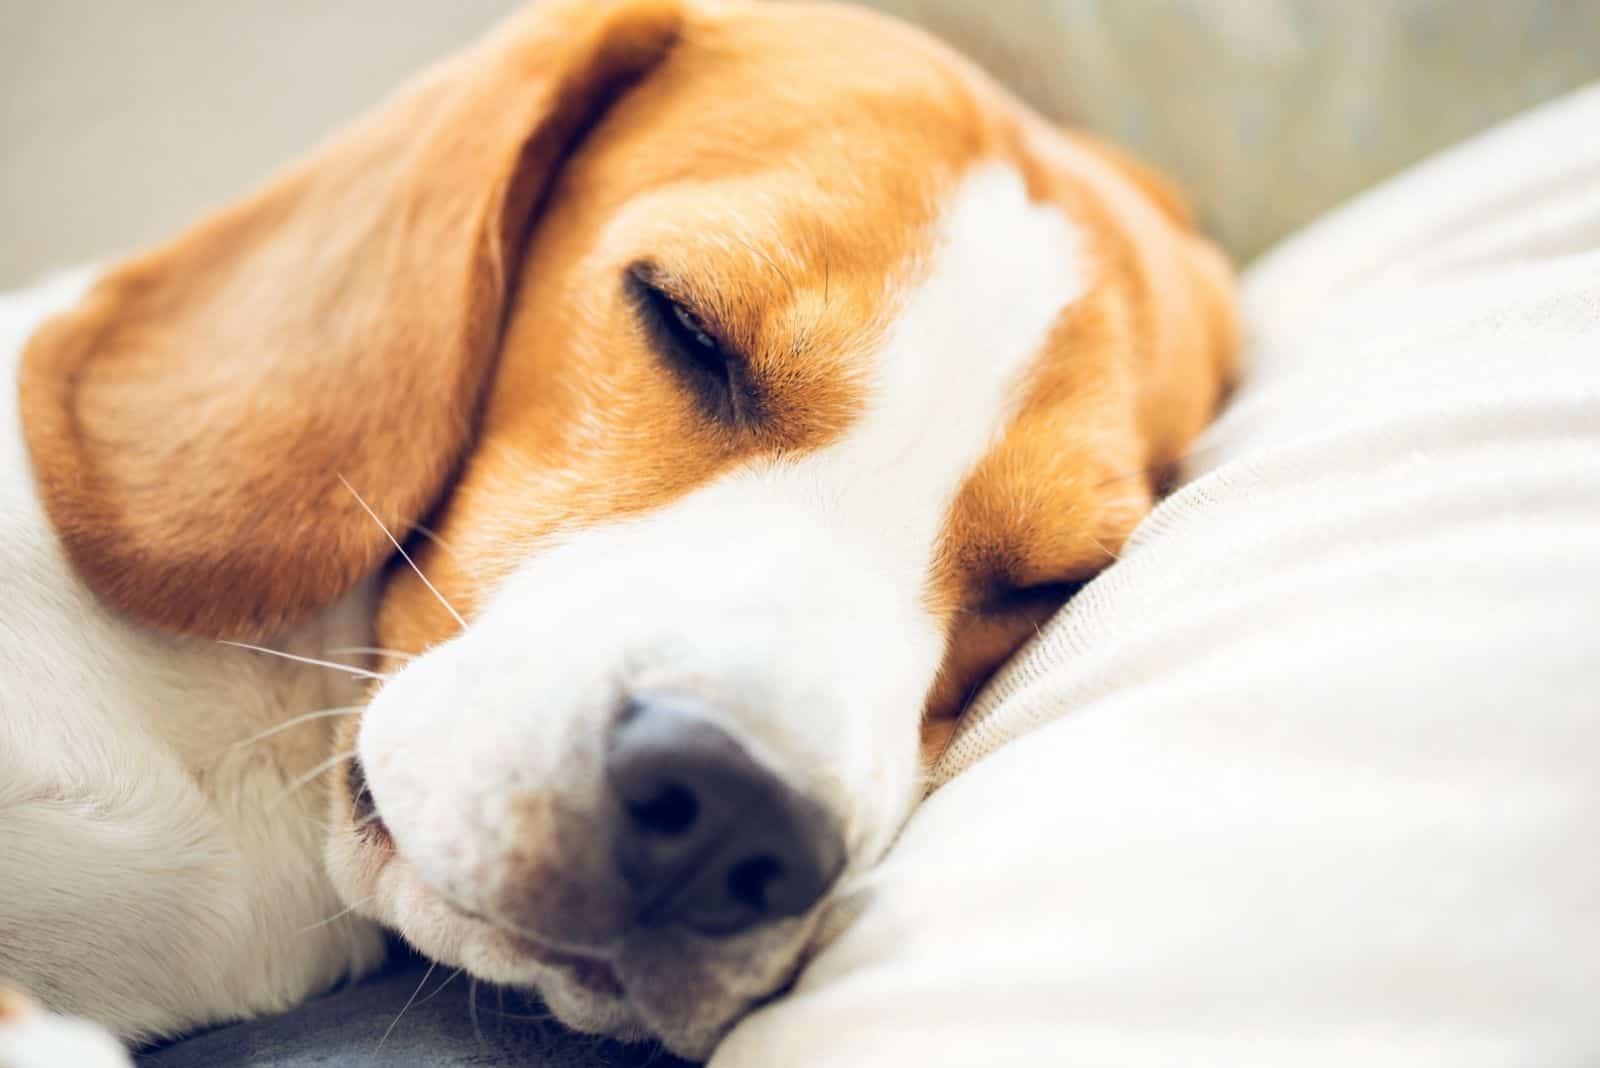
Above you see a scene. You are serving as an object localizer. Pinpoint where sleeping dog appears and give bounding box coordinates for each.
[0,0,1235,1061]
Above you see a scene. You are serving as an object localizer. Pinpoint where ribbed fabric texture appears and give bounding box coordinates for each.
[715,84,1600,1068]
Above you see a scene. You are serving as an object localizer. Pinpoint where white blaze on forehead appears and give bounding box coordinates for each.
[799,160,1088,592]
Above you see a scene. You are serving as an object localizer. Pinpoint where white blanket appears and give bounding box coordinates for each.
[714,84,1600,1067]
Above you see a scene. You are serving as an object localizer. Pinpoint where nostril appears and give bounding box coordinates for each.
[625,781,699,836]
[606,696,845,935]
[726,855,783,912]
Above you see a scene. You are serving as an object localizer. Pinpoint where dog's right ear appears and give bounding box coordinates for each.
[19,0,682,641]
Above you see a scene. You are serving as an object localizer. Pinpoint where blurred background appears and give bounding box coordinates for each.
[4,0,1598,286]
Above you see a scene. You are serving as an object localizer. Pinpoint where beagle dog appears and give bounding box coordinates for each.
[0,0,1235,1061]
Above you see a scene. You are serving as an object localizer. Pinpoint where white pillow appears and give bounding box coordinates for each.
[712,84,1600,1068]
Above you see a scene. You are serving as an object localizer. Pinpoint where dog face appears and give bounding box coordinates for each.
[21,0,1233,1057]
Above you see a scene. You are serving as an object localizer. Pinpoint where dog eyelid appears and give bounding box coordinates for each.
[668,300,718,352]
[623,263,759,426]
[979,577,1088,616]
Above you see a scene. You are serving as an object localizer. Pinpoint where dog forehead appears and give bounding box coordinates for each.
[530,0,1039,396]
[520,158,1086,587]
[378,4,1093,640]
[573,0,992,204]
[677,159,1088,581]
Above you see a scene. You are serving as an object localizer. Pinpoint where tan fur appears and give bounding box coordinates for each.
[21,0,1234,757]
[19,0,683,639]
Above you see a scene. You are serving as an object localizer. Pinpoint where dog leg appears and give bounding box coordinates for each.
[1,771,382,1045]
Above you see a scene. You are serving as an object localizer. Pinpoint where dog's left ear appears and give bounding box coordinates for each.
[20,0,683,640]
[1022,117,1239,477]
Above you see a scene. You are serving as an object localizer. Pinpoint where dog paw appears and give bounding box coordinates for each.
[0,985,131,1068]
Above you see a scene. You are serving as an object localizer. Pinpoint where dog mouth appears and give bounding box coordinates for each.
[346,754,393,850]
[344,754,626,999]
[441,896,628,999]
[515,942,625,998]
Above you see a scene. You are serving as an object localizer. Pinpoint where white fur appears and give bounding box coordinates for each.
[353,163,1086,1053]
[0,988,130,1068]
[0,273,386,1046]
[1,162,1086,1062]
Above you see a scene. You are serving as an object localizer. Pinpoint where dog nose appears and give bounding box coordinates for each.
[605,696,844,936]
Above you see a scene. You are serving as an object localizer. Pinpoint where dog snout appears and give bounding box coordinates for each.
[605,695,844,936]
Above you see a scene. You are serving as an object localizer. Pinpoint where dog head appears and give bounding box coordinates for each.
[21,0,1235,1056]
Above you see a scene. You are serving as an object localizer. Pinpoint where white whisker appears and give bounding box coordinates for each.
[340,475,466,629]
[413,967,465,1010]
[325,645,416,662]
[269,750,358,811]
[227,706,363,754]
[378,960,438,1052]
[301,894,376,934]
[411,522,488,601]
[1086,533,1121,563]
[219,641,386,682]
[467,978,484,1048]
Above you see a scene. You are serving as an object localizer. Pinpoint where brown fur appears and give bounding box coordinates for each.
[20,0,1235,750]
[19,0,683,639]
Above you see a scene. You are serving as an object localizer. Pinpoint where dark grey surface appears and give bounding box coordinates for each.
[135,947,697,1068]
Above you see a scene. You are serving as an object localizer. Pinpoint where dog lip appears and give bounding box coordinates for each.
[345,763,624,999]
[490,924,627,998]
[435,894,627,998]
[534,947,625,998]
[345,754,392,850]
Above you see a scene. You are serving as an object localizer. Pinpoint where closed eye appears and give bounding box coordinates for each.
[624,263,757,425]
[980,579,1088,618]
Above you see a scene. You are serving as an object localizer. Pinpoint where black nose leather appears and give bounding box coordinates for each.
[605,696,844,936]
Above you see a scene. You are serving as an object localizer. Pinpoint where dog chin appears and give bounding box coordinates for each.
[328,831,748,1059]
[523,978,652,1049]
[402,907,737,1060]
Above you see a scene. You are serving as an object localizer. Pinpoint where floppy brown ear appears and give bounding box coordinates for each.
[1069,129,1196,230]
[19,0,682,640]
[1021,118,1239,481]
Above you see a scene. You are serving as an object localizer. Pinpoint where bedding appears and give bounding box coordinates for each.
[134,948,693,1067]
[712,82,1600,1067]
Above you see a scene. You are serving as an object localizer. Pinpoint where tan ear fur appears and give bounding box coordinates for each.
[1070,129,1196,230]
[1015,115,1238,481]
[19,0,682,640]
